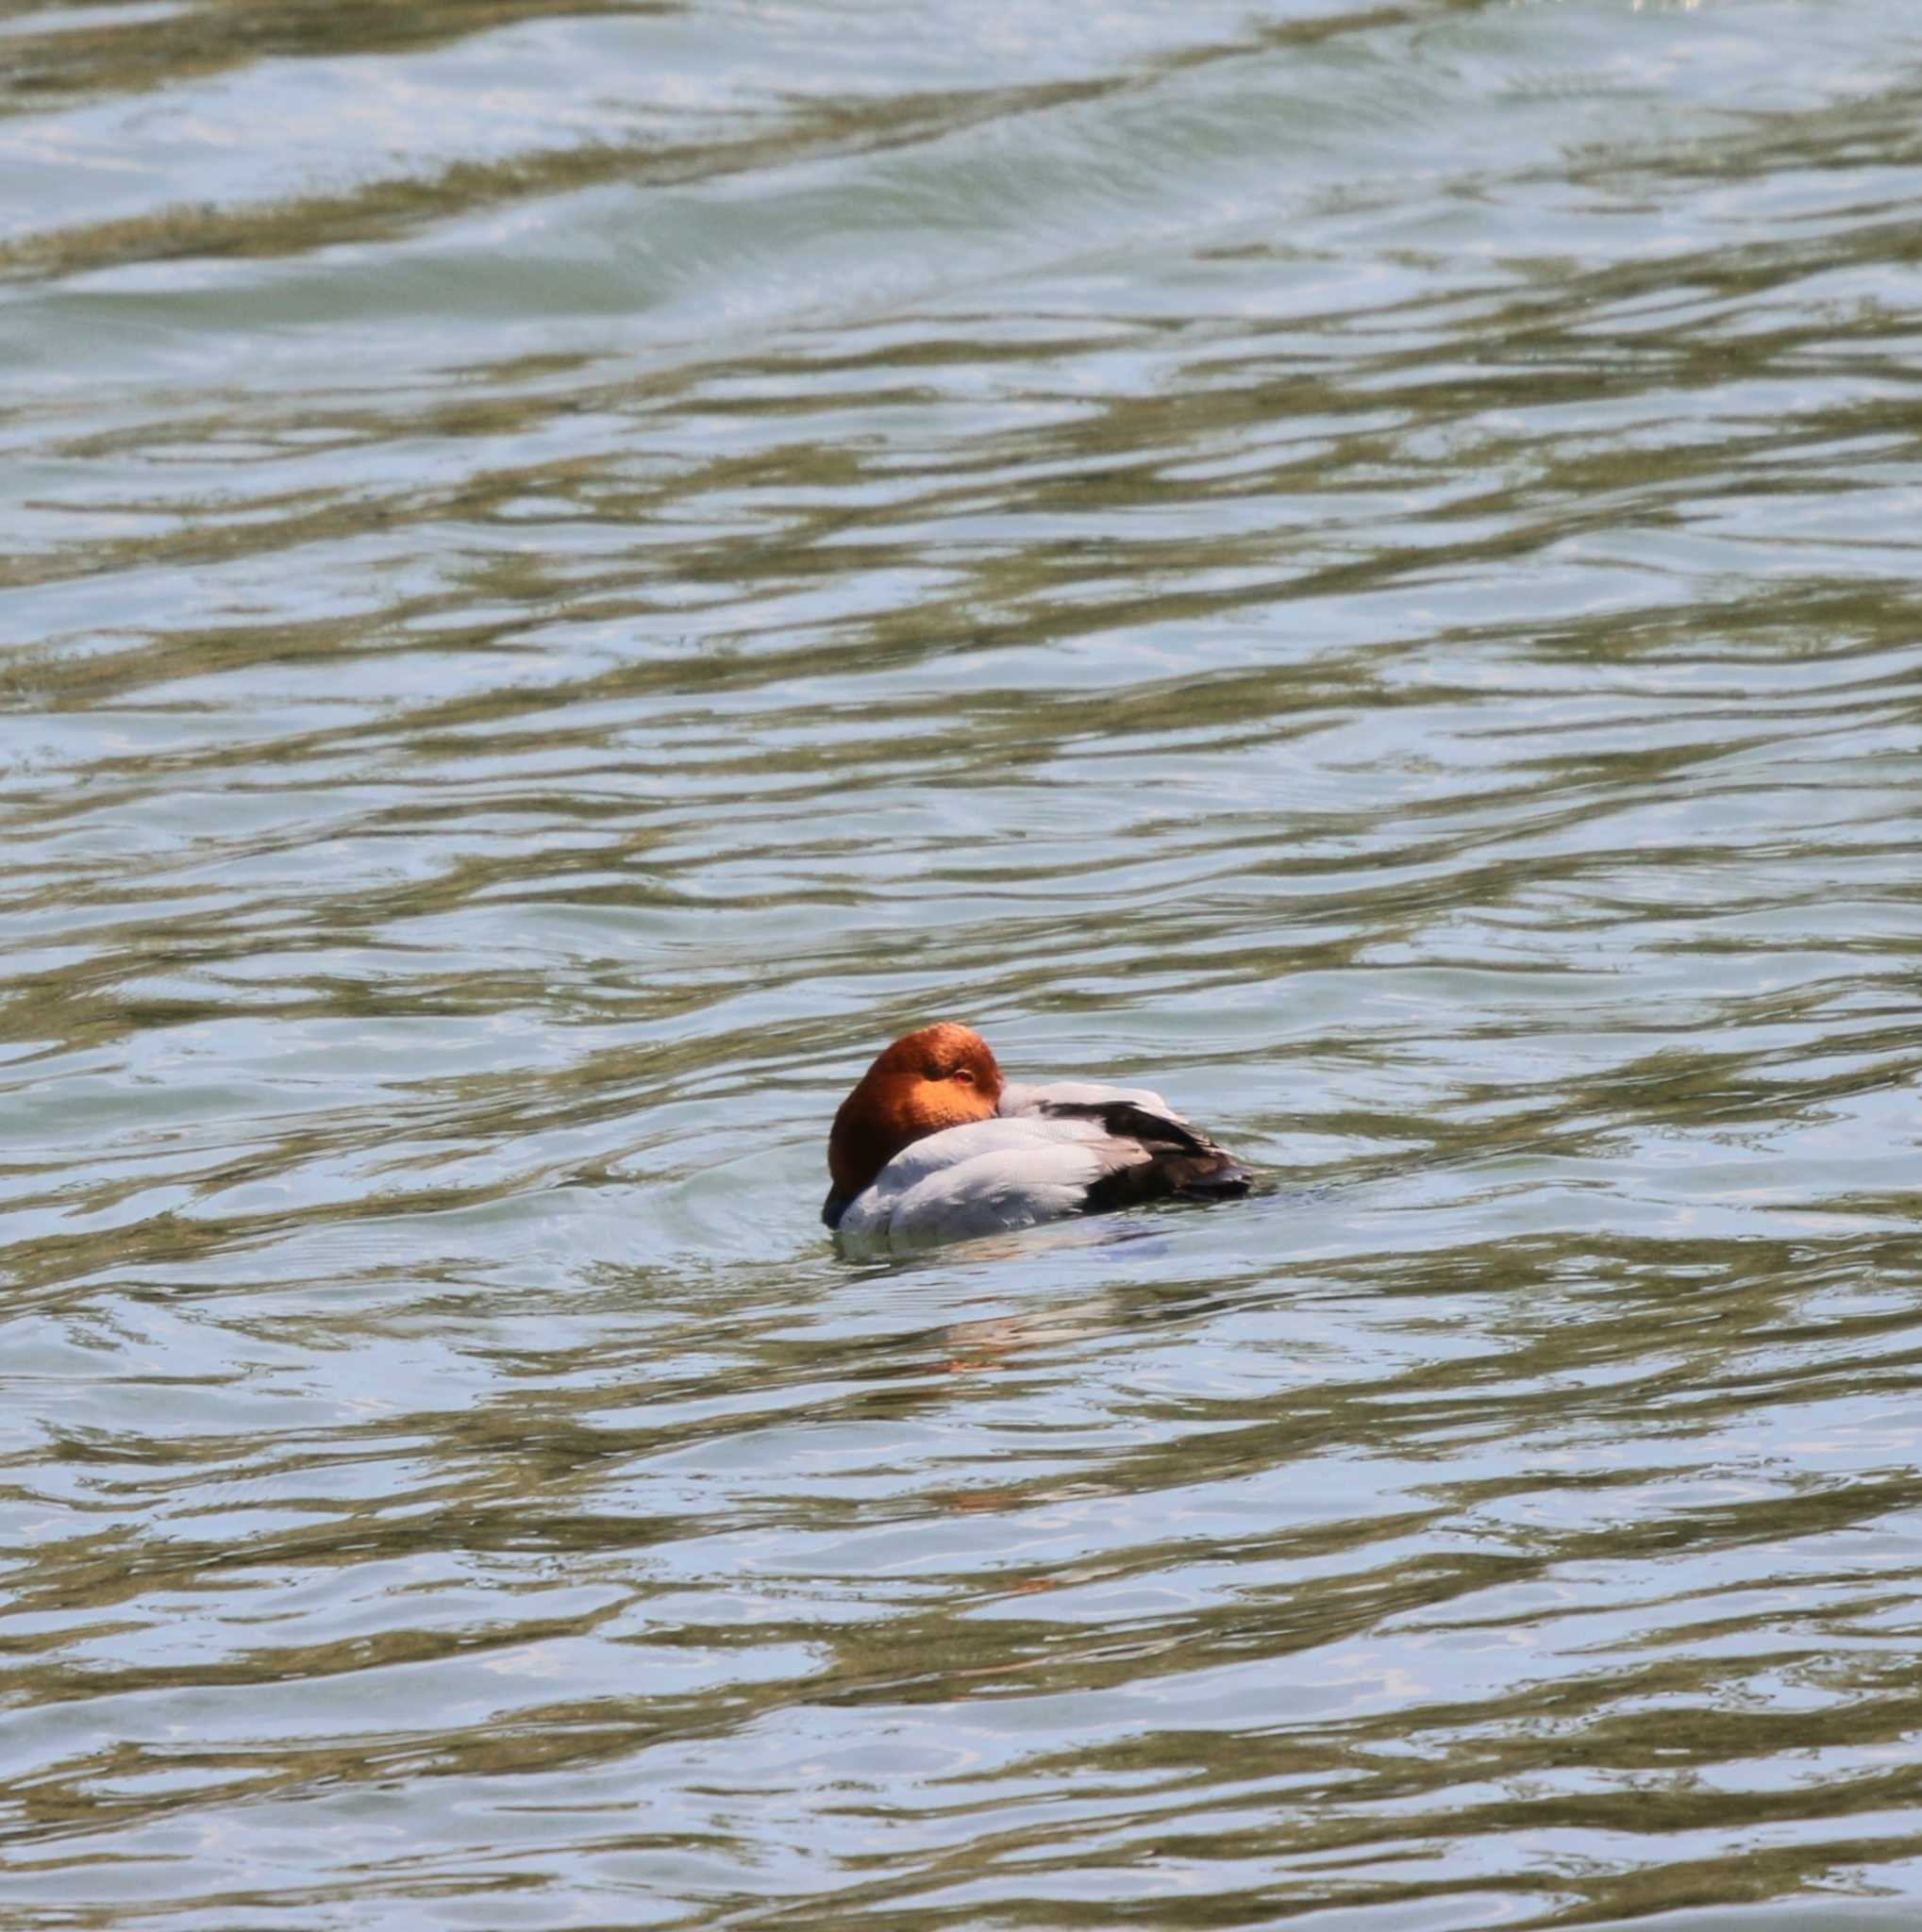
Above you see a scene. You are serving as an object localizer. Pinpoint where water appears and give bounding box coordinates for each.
[4,0,1922,1924]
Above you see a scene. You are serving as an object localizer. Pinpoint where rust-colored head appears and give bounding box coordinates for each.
[825,1023,1003,1221]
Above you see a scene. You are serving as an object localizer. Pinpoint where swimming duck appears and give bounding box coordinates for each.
[822,1022,1249,1250]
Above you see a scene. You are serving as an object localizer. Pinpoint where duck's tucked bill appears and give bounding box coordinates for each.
[822,1022,1249,1252]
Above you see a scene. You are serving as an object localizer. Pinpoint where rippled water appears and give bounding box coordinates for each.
[5,0,1922,1924]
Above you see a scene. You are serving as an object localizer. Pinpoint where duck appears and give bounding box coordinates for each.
[822,1022,1250,1251]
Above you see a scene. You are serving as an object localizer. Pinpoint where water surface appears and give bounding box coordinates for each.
[4,0,1922,1925]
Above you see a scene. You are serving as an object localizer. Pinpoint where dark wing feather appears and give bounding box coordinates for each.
[1035,1100,1251,1214]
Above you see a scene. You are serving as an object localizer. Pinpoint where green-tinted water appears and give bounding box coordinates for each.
[4,1,1921,1924]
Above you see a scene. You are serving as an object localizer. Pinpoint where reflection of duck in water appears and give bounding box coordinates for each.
[822,1023,1249,1251]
